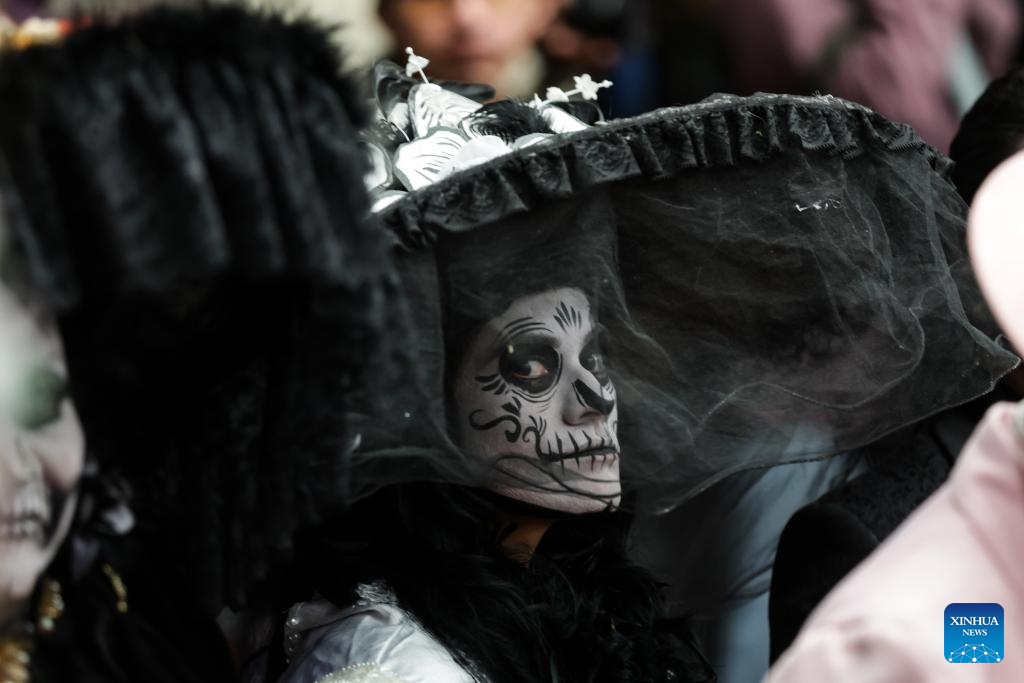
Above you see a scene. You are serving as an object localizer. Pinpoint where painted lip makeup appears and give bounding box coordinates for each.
[539,444,619,466]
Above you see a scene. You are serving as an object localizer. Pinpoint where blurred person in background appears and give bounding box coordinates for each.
[542,0,659,115]
[651,0,732,107]
[376,0,647,111]
[951,65,1024,204]
[377,0,562,99]
[711,0,1020,152]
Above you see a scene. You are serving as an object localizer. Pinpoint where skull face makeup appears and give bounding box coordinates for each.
[455,287,621,514]
[0,283,83,627]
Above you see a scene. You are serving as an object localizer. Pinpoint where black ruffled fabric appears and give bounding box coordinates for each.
[381,94,942,245]
[0,6,409,612]
[0,5,372,308]
[367,93,1017,512]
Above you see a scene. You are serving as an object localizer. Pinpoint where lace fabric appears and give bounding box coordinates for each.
[380,93,945,245]
[315,664,409,683]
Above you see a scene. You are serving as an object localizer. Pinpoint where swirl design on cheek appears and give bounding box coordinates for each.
[521,414,548,449]
[468,396,523,442]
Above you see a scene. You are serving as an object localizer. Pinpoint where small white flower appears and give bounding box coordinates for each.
[404,47,431,82]
[573,74,613,101]
[545,86,570,103]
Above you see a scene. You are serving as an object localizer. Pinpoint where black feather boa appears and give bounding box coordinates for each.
[281,485,715,683]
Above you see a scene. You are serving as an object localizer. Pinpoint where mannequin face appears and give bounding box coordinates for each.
[0,283,82,626]
[455,287,621,514]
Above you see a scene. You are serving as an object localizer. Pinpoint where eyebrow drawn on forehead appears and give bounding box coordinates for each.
[552,299,587,333]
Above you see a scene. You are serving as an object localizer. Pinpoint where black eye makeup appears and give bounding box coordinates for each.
[580,339,610,386]
[499,342,560,394]
[11,365,70,431]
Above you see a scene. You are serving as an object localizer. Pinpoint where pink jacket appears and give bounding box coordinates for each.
[715,0,1020,152]
[767,402,1024,682]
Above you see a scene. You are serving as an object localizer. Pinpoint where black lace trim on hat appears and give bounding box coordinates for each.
[381,93,948,246]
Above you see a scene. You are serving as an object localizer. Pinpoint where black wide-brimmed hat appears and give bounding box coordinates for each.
[358,83,1017,513]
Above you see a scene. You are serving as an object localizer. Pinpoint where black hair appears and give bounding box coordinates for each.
[29,535,233,683]
[275,483,714,683]
[950,66,1024,204]
[0,215,51,328]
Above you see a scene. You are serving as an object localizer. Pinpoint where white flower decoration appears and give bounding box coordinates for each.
[572,74,613,101]
[404,47,431,83]
[531,75,613,106]
[544,86,570,103]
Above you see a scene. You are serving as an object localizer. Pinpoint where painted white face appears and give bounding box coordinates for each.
[0,283,83,626]
[455,287,621,514]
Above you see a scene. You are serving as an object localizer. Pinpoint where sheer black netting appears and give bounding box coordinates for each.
[0,7,411,611]
[360,93,1017,513]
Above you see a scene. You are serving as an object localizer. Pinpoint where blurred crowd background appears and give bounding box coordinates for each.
[262,0,1023,154]
[296,0,1020,153]
[6,0,1023,153]
[278,0,1020,154]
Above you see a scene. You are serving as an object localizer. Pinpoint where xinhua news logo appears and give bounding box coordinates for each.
[945,603,1004,663]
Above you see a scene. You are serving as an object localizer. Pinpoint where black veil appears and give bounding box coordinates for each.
[359,92,1017,513]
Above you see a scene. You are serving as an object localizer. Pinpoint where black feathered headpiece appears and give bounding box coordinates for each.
[0,5,409,613]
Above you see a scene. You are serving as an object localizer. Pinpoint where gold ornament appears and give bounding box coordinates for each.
[34,580,63,636]
[0,578,66,683]
[0,635,32,683]
[101,564,128,614]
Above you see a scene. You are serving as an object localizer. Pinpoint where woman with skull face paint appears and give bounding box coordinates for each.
[265,58,1020,683]
[267,199,710,683]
